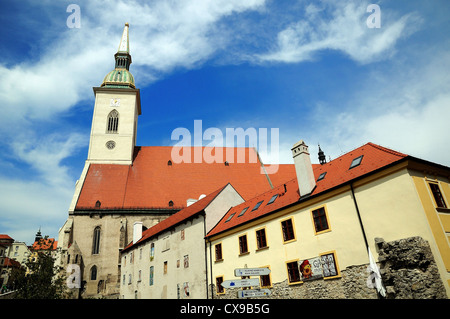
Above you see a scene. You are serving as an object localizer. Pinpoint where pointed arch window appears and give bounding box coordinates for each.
[90,265,97,280]
[107,110,119,133]
[92,226,101,254]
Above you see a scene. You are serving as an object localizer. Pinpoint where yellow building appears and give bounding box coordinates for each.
[206,140,450,299]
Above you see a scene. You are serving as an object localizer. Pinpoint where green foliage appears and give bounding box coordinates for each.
[12,252,67,299]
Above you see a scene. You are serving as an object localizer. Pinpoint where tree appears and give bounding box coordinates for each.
[12,251,67,299]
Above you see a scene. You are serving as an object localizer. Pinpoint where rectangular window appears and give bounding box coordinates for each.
[215,243,223,261]
[181,229,185,240]
[317,172,327,181]
[286,261,301,283]
[122,274,125,285]
[256,228,268,249]
[184,255,189,268]
[260,269,271,288]
[163,261,168,274]
[150,243,155,261]
[429,182,447,208]
[312,207,330,233]
[139,248,142,260]
[321,252,339,278]
[216,276,225,294]
[149,266,154,286]
[162,236,170,252]
[239,235,249,254]
[281,218,295,242]
[138,270,141,282]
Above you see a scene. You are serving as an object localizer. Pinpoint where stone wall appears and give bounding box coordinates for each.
[214,264,378,299]
[213,236,447,299]
[376,236,447,299]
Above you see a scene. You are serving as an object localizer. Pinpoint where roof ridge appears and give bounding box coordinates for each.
[366,142,408,157]
[123,183,230,251]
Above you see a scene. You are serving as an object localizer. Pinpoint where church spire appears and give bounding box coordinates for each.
[115,22,132,71]
[101,23,135,89]
[118,22,130,54]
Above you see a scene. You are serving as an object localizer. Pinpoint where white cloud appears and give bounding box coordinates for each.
[0,0,268,242]
[300,46,450,167]
[256,1,422,64]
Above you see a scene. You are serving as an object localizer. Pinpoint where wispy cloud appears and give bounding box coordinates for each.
[256,1,422,64]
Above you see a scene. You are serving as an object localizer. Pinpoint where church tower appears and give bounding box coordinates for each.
[87,23,141,164]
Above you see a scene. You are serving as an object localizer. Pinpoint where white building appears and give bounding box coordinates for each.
[120,183,244,299]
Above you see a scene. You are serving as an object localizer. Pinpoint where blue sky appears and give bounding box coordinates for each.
[0,0,449,245]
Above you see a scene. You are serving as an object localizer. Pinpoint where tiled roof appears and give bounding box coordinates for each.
[207,178,300,237]
[76,146,295,211]
[122,184,232,251]
[0,234,14,241]
[31,238,57,251]
[3,257,21,268]
[206,142,408,237]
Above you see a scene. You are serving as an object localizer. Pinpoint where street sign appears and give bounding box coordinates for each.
[237,289,271,298]
[221,278,260,289]
[234,267,271,277]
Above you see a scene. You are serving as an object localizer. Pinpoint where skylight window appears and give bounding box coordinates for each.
[238,207,249,217]
[349,155,363,169]
[267,194,278,205]
[252,201,264,211]
[225,213,236,223]
[317,172,327,181]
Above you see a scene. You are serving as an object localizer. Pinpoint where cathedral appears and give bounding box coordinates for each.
[57,23,295,298]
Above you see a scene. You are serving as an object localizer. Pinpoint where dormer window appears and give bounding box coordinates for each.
[267,194,278,205]
[317,172,327,181]
[238,207,249,217]
[225,213,236,223]
[251,200,263,211]
[349,155,363,169]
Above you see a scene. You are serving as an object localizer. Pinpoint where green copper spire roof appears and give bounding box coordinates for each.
[101,23,135,89]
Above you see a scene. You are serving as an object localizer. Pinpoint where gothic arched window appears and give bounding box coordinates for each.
[92,226,101,254]
[90,265,97,280]
[107,110,119,133]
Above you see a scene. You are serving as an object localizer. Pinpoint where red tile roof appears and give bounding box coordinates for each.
[3,257,21,268]
[0,234,14,241]
[76,146,296,210]
[206,142,408,237]
[123,183,232,251]
[31,238,57,251]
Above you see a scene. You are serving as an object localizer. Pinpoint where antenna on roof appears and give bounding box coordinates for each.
[254,147,274,189]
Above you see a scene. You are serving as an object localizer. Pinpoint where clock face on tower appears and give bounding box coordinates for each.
[110,98,120,106]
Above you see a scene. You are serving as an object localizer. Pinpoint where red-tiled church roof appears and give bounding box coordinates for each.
[207,142,408,237]
[76,146,295,211]
[31,238,57,251]
[123,183,233,251]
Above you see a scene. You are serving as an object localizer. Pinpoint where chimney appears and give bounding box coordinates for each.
[291,140,316,196]
[133,221,143,244]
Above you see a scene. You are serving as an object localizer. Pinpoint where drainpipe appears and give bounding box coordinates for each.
[350,183,369,249]
[209,241,214,299]
[203,213,209,299]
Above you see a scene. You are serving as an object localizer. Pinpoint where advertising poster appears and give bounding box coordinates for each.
[299,256,323,281]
